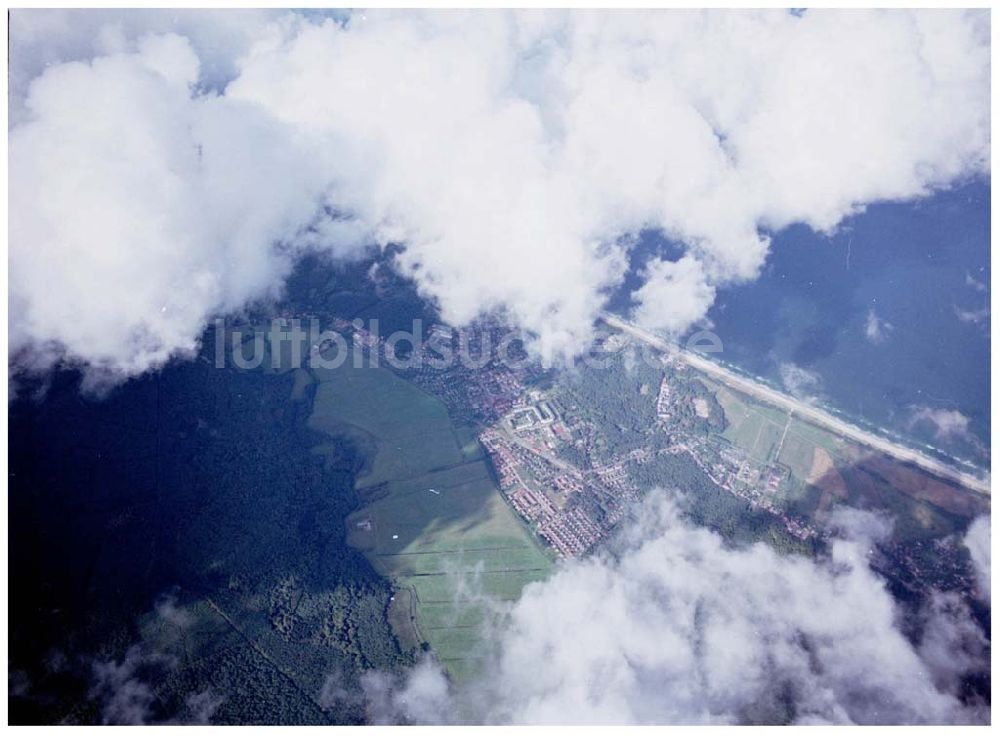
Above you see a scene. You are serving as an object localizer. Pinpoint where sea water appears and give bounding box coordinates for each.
[610,179,990,469]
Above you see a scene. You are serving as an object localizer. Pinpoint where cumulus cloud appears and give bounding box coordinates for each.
[955,272,989,326]
[779,362,822,402]
[317,669,353,712]
[90,646,223,726]
[964,516,990,602]
[954,304,990,325]
[864,307,893,344]
[965,271,987,293]
[908,407,973,442]
[917,591,990,696]
[9,9,990,382]
[90,646,165,725]
[8,9,290,124]
[9,32,333,389]
[361,657,454,725]
[632,256,716,335]
[354,493,989,725]
[88,595,222,725]
[826,504,894,546]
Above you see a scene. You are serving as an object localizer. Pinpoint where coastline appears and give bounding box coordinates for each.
[600,311,991,497]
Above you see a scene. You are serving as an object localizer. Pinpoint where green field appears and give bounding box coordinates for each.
[308,358,467,489]
[707,377,984,540]
[714,383,848,469]
[306,345,553,679]
[716,385,790,464]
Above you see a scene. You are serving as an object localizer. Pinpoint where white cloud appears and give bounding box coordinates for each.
[827,504,894,545]
[908,407,972,442]
[9,33,333,389]
[954,304,990,325]
[7,9,289,124]
[9,9,990,382]
[779,362,821,402]
[361,657,453,725]
[964,516,990,602]
[358,493,989,724]
[917,591,989,696]
[865,307,893,344]
[631,256,716,335]
[965,271,987,293]
[88,595,222,724]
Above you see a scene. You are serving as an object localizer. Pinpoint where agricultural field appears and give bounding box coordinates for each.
[707,377,987,541]
[306,345,554,680]
[309,361,466,489]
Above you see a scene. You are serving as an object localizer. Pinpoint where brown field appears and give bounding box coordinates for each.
[807,448,849,500]
[853,452,988,519]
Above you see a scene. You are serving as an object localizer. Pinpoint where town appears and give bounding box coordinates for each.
[331,316,822,558]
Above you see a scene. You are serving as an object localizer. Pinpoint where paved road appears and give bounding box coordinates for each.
[599,312,991,497]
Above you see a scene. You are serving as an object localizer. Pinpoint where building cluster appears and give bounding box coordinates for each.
[668,433,817,541]
[655,375,673,419]
[414,365,524,423]
[646,377,818,542]
[592,461,628,487]
[480,401,616,558]
[507,486,555,521]
[329,313,821,554]
[335,318,535,425]
[537,508,604,558]
[479,428,522,490]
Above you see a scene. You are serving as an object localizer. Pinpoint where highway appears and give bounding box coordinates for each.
[599,312,991,497]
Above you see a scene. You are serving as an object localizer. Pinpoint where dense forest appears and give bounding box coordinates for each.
[9,260,424,724]
[557,348,726,464]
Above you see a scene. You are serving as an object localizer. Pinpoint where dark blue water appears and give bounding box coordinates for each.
[609,179,990,469]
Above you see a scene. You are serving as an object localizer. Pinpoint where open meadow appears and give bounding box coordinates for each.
[307,345,554,679]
